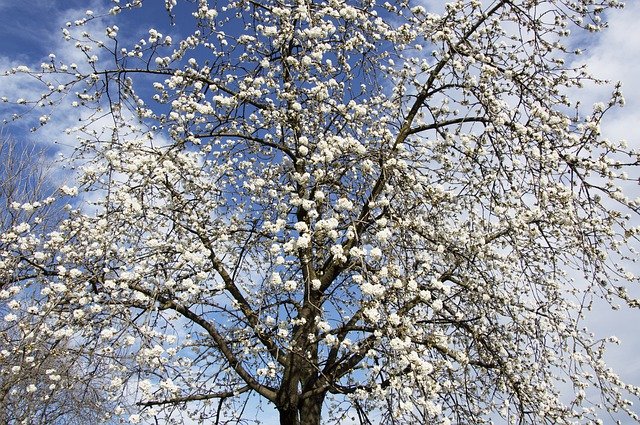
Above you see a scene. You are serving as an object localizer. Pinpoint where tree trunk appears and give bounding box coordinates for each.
[278,406,299,425]
[277,393,325,425]
[299,393,325,425]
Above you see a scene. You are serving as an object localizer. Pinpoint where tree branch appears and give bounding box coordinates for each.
[407,116,490,135]
[138,289,278,403]
[137,386,250,407]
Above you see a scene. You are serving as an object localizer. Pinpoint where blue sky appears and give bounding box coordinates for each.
[1,1,640,423]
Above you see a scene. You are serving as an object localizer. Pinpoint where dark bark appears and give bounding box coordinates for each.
[277,393,325,425]
[299,393,325,425]
[278,405,299,425]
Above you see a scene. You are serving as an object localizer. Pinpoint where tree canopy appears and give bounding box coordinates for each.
[2,0,640,424]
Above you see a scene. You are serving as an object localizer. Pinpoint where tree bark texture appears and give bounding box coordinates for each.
[278,393,325,425]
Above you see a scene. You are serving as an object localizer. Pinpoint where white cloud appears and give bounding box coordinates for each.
[0,1,172,190]
[578,3,640,142]
[0,2,111,147]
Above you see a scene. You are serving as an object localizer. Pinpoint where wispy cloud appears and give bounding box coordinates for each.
[578,3,640,143]
[0,2,110,146]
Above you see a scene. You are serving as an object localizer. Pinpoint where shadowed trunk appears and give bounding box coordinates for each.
[299,393,325,425]
[277,291,326,425]
[279,406,299,425]
[278,393,325,425]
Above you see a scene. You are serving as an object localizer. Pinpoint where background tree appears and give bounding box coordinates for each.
[0,135,111,424]
[2,0,640,424]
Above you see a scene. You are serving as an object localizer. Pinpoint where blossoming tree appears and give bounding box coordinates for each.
[0,136,111,424]
[2,0,640,423]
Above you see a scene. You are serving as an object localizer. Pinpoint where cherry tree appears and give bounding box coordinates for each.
[0,136,111,424]
[2,0,640,424]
